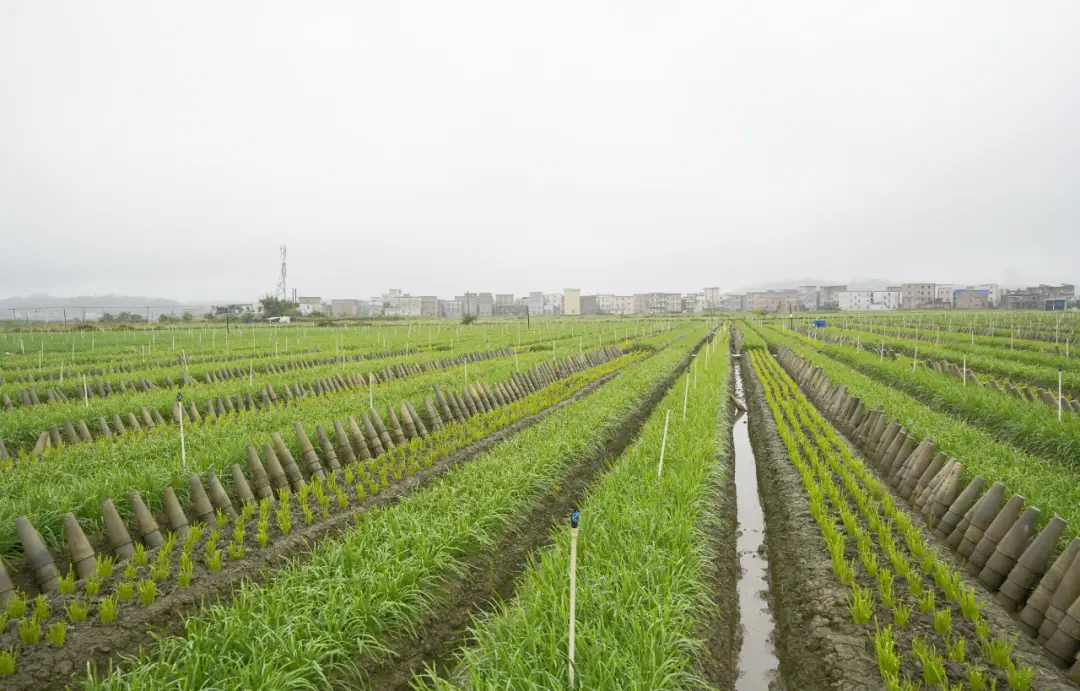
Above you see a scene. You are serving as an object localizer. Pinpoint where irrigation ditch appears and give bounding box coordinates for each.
[730,358,781,690]
[355,331,721,689]
[0,356,636,691]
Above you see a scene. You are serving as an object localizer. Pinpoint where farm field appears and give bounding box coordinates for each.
[2,313,1080,689]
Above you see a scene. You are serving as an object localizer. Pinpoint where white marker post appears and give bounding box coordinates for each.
[693,358,698,389]
[178,393,187,471]
[657,409,671,477]
[962,358,967,387]
[83,374,89,410]
[880,340,884,362]
[682,374,690,421]
[369,372,374,409]
[912,346,918,372]
[1060,366,1064,423]
[568,511,580,689]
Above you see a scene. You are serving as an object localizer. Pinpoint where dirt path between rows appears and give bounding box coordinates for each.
[356,336,714,691]
[4,369,626,691]
[741,353,880,690]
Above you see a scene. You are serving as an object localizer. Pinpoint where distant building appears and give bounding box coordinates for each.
[683,293,707,312]
[297,296,323,316]
[597,294,616,314]
[580,294,599,316]
[494,294,516,315]
[972,284,1001,307]
[1002,284,1074,310]
[820,285,847,309]
[633,293,682,315]
[564,289,581,316]
[703,287,722,309]
[723,293,747,311]
[420,296,439,317]
[798,286,820,311]
[953,289,989,310]
[901,283,937,309]
[746,290,798,313]
[440,299,463,318]
[838,291,901,311]
[612,295,635,315]
[935,284,956,308]
[528,292,545,316]
[331,299,363,317]
[544,293,563,315]
[398,296,423,317]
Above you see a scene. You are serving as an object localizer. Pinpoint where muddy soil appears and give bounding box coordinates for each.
[741,353,880,690]
[0,370,624,691]
[357,336,718,690]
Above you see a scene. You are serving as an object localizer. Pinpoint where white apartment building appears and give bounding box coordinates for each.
[838,291,902,311]
[399,296,422,317]
[935,284,956,307]
[613,295,635,315]
[597,294,616,314]
[297,296,322,316]
[544,293,564,316]
[703,287,722,308]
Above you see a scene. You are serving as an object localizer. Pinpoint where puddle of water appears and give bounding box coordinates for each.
[732,360,780,690]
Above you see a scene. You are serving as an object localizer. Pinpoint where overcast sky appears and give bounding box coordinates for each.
[2,2,1077,303]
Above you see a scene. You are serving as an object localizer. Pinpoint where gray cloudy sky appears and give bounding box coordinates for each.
[2,2,1078,303]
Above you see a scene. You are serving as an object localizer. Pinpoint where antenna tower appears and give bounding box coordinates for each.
[276,245,287,300]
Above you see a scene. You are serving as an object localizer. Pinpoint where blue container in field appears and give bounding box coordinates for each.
[813,320,827,328]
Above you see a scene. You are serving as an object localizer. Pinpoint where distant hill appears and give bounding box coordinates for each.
[0,294,189,308]
[734,278,893,293]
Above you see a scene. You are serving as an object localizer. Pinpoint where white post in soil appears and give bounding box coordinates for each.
[912,346,918,372]
[962,358,967,387]
[369,373,374,409]
[178,393,187,471]
[657,409,671,477]
[83,374,88,410]
[880,340,884,362]
[568,511,580,689]
[1060,366,1064,423]
[682,374,690,421]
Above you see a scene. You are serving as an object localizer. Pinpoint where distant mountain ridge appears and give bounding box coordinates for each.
[733,278,894,293]
[0,294,195,308]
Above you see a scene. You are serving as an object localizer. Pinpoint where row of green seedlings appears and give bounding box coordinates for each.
[821,323,1080,401]
[759,349,1041,688]
[0,355,635,678]
[5,344,520,459]
[804,328,1080,438]
[752,350,1036,690]
[773,337,1080,681]
[756,322,1080,564]
[2,318,597,406]
[822,319,1071,355]
[0,343,634,567]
